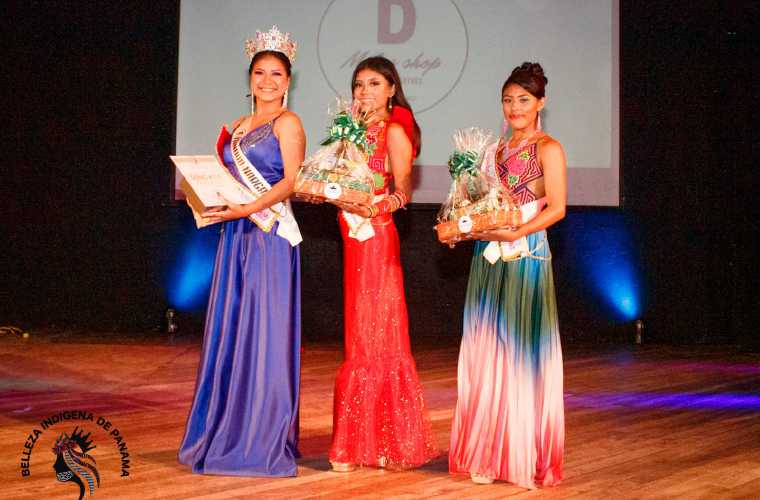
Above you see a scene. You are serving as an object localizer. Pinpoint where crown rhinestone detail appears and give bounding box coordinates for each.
[245,25,297,63]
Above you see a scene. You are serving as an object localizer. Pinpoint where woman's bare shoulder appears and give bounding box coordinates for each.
[537,133,563,154]
[274,110,303,130]
[231,115,250,130]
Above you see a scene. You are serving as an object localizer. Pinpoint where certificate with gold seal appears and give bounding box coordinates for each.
[171,155,254,228]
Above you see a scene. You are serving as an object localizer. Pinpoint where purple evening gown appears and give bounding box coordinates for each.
[178,121,301,477]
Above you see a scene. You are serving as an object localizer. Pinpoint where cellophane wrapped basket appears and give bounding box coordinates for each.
[435,127,521,247]
[295,99,375,207]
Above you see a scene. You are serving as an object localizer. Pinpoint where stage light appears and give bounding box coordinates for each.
[165,308,178,334]
[635,319,643,344]
[603,272,640,321]
[568,211,643,323]
[166,228,219,311]
[567,391,760,411]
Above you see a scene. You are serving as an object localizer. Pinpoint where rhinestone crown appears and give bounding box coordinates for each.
[245,25,297,63]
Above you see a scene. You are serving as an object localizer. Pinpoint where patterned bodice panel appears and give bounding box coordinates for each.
[365,121,391,194]
[495,141,545,206]
[222,122,284,185]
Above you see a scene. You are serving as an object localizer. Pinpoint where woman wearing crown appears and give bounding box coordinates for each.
[327,56,438,472]
[449,62,566,488]
[178,26,306,477]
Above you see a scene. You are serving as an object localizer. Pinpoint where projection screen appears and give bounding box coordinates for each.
[175,0,619,205]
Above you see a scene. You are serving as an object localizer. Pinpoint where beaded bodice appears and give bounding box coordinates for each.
[221,122,284,185]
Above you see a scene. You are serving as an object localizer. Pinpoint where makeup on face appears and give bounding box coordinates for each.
[353,69,394,115]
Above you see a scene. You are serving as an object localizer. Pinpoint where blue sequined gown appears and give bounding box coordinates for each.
[178,121,301,477]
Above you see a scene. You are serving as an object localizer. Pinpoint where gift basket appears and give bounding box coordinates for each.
[435,128,521,247]
[295,99,375,207]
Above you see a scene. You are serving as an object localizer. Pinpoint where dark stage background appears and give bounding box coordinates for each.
[2,1,756,347]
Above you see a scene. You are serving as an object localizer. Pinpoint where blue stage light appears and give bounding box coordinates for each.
[167,228,219,311]
[563,211,643,322]
[600,266,640,321]
[567,391,760,411]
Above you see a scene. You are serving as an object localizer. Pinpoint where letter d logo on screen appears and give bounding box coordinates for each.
[317,0,468,113]
[378,0,415,44]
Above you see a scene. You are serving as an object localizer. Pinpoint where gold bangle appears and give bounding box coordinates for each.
[389,192,404,212]
[392,191,407,209]
[387,198,397,213]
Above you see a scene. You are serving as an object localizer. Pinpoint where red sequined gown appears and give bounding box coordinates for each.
[329,121,439,468]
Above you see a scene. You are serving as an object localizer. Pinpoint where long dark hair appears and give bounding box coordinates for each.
[351,56,421,155]
[502,62,548,98]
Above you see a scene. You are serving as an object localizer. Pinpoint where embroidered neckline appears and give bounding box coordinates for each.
[498,141,539,190]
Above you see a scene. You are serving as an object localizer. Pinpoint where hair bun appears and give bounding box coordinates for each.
[504,61,549,98]
[518,62,547,86]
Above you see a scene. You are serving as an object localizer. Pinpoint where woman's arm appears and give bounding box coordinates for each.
[336,121,413,218]
[478,137,567,242]
[204,112,306,222]
[385,122,413,201]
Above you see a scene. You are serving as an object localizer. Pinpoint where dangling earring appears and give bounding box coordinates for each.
[536,112,542,131]
[502,119,509,136]
[388,95,393,112]
[282,89,289,109]
[250,94,256,115]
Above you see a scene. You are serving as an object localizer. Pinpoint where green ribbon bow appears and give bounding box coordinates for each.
[320,112,374,154]
[448,150,479,179]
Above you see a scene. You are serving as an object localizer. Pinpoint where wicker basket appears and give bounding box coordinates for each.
[435,208,522,247]
[294,172,373,206]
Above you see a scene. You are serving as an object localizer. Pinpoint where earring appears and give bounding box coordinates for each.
[502,119,509,136]
[250,95,256,115]
[388,95,393,112]
[282,89,289,109]
[536,112,542,131]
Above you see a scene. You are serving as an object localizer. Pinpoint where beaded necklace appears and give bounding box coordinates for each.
[504,129,541,158]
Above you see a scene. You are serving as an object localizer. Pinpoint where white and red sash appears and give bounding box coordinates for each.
[216,122,302,246]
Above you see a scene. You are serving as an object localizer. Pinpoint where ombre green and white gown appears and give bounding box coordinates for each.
[449,139,564,488]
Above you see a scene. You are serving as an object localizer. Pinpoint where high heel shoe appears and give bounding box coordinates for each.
[470,472,494,484]
[377,456,405,471]
[330,461,357,473]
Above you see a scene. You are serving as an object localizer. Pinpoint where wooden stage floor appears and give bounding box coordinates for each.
[1,335,759,499]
